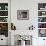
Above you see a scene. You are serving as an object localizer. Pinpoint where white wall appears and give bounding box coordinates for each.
[11,0,38,30]
[11,0,46,30]
[11,0,46,46]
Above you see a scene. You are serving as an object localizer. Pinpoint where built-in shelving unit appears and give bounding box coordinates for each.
[0,3,8,37]
[38,3,46,37]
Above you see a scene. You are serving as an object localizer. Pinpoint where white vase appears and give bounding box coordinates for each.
[21,40,25,46]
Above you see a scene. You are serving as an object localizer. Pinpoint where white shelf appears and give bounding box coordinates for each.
[38,28,46,29]
[0,22,8,23]
[38,10,46,11]
[38,22,46,23]
[0,16,8,17]
[38,16,46,17]
[0,10,8,11]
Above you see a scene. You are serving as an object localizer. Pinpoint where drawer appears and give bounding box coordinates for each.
[0,37,8,45]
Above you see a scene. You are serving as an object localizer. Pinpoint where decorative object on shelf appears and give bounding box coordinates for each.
[38,23,46,28]
[29,25,35,30]
[38,29,46,37]
[0,11,8,16]
[0,23,8,30]
[38,17,46,22]
[45,6,46,10]
[38,11,46,16]
[11,23,16,30]
[0,3,8,10]
[0,6,1,10]
[0,17,8,22]
[5,6,8,10]
[38,3,46,10]
[42,12,45,15]
[0,23,8,37]
[40,8,45,10]
[17,10,29,20]
[42,11,46,16]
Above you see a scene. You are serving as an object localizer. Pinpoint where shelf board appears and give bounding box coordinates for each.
[38,22,46,23]
[38,16,46,17]
[38,28,46,29]
[38,10,46,11]
[0,22,8,23]
[0,16,8,17]
[0,10,8,11]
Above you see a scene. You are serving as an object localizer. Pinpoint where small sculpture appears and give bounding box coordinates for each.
[11,23,16,30]
[29,25,35,30]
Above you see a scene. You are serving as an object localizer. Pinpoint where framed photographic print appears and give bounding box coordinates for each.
[17,10,29,20]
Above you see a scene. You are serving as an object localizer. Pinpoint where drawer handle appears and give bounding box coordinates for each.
[1,39,3,40]
[43,39,45,40]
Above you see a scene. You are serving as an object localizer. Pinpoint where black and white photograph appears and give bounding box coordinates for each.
[17,10,29,20]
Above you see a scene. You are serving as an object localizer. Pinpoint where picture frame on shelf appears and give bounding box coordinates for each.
[17,10,29,20]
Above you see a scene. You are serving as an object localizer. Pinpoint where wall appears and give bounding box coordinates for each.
[11,0,46,46]
[11,0,38,30]
[11,0,46,30]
